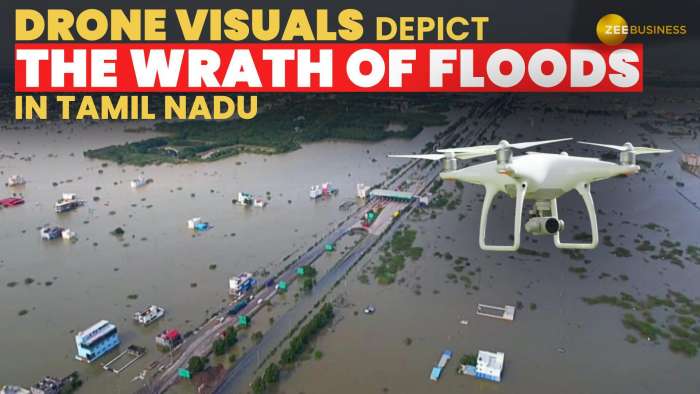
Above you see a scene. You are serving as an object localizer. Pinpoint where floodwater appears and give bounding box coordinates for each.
[0,116,451,391]
[275,91,700,394]
[2,89,699,394]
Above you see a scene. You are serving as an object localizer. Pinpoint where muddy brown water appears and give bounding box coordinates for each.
[0,118,450,391]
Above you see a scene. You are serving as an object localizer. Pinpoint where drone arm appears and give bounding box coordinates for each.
[479,182,527,252]
[552,182,599,249]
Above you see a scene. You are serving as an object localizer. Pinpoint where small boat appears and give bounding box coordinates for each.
[133,305,165,326]
[363,305,376,314]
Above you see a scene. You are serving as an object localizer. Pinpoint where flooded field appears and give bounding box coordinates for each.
[271,91,700,394]
[1,88,700,394]
[0,117,450,391]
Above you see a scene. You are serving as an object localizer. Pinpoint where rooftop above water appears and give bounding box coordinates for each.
[76,320,117,345]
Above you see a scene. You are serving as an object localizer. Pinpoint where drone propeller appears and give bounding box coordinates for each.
[388,150,490,172]
[436,138,573,155]
[387,154,446,161]
[387,152,491,161]
[390,138,573,173]
[578,141,673,155]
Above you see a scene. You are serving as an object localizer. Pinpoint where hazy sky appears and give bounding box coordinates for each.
[2,0,698,81]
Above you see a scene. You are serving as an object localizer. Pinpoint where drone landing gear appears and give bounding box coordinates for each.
[479,182,527,252]
[552,182,599,249]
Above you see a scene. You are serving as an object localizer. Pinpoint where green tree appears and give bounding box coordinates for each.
[188,356,206,374]
[460,354,477,366]
[278,304,334,365]
[224,326,238,348]
[302,277,314,292]
[251,376,266,394]
[263,362,281,385]
[213,339,226,356]
[302,266,318,277]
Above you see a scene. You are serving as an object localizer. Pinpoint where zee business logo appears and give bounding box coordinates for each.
[596,13,688,46]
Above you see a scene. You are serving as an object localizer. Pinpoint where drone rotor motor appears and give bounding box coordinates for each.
[620,149,636,166]
[495,142,513,174]
[442,151,458,172]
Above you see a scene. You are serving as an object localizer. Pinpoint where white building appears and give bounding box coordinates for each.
[7,175,26,187]
[229,272,254,295]
[356,183,370,199]
[187,217,202,229]
[130,176,147,189]
[237,192,254,205]
[309,185,322,199]
[475,350,504,382]
[61,193,78,202]
[418,195,430,207]
[61,229,76,240]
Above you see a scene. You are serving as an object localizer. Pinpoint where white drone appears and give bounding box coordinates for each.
[390,139,672,251]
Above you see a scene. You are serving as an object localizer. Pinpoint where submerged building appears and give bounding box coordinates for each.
[681,153,699,177]
[0,386,30,394]
[74,320,120,363]
[54,193,84,213]
[155,329,182,349]
[475,350,504,382]
[30,375,65,394]
[229,272,255,296]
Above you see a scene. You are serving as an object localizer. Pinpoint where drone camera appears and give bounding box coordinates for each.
[525,217,565,235]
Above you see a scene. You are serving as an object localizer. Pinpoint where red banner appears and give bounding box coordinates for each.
[15,43,643,92]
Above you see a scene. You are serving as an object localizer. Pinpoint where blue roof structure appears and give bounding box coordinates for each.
[430,367,442,381]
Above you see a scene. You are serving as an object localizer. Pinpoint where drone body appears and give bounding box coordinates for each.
[390,139,672,252]
[441,152,638,200]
